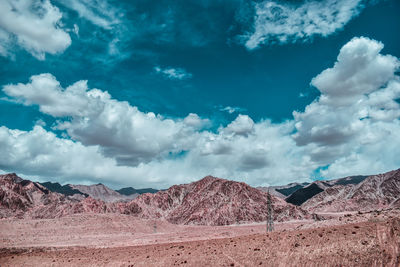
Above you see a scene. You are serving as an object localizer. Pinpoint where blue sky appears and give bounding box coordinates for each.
[0,0,399,189]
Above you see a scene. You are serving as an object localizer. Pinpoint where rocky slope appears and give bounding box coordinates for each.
[130,176,309,225]
[0,173,106,219]
[286,175,368,206]
[302,169,400,212]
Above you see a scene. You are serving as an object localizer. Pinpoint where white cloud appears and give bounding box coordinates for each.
[57,0,131,61]
[0,0,71,59]
[183,113,211,130]
[154,66,193,80]
[244,0,363,49]
[220,106,245,114]
[3,73,203,166]
[59,0,121,30]
[223,114,254,136]
[1,74,314,188]
[0,125,171,188]
[293,37,400,177]
[2,37,400,188]
[0,120,314,189]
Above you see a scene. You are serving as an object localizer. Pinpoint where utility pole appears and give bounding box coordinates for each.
[266,190,274,232]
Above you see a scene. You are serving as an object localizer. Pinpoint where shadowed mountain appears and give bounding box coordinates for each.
[117,187,159,196]
[275,182,310,196]
[285,183,325,206]
[39,182,88,197]
[257,182,310,199]
[286,175,369,206]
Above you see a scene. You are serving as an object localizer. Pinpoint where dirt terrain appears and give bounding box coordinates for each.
[1,170,400,266]
[0,213,312,249]
[1,209,400,266]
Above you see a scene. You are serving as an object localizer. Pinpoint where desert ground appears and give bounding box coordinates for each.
[1,209,400,266]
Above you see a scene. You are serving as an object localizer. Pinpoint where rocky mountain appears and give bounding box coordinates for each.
[69,184,138,202]
[4,169,396,225]
[0,173,309,225]
[285,183,326,206]
[130,176,310,225]
[39,182,88,197]
[0,173,111,219]
[286,175,369,206]
[117,187,159,196]
[302,169,400,212]
[275,182,310,196]
[258,182,310,199]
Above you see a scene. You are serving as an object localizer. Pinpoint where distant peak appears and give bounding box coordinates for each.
[199,175,221,181]
[1,173,23,183]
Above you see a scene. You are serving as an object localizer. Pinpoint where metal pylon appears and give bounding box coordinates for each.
[266,190,274,232]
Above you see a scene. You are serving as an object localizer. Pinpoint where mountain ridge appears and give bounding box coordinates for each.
[0,174,309,225]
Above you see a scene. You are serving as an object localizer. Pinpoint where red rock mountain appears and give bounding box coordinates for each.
[0,173,122,219]
[130,176,309,225]
[0,174,309,225]
[302,169,400,212]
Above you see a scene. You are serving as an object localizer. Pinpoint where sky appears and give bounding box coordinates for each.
[0,0,399,189]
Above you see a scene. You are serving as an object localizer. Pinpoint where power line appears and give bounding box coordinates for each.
[266,190,274,232]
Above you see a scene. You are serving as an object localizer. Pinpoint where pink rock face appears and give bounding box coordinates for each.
[0,173,112,219]
[302,169,400,213]
[129,176,310,225]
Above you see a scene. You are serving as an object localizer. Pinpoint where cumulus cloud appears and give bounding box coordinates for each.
[2,74,314,187]
[154,66,193,80]
[223,114,254,136]
[0,125,188,188]
[0,117,313,189]
[183,113,211,130]
[244,0,363,49]
[3,73,203,166]
[293,37,400,177]
[0,0,71,59]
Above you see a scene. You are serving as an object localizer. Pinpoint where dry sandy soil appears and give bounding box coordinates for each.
[1,210,400,266]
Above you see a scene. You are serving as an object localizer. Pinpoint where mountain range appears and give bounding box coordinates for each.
[1,168,399,225]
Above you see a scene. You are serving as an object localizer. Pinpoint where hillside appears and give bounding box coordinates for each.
[302,169,400,212]
[130,176,309,225]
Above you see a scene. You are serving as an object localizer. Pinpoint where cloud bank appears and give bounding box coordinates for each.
[2,37,400,188]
